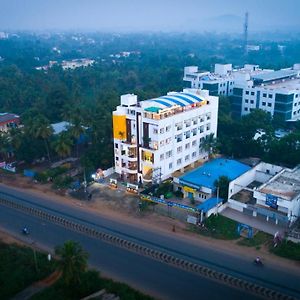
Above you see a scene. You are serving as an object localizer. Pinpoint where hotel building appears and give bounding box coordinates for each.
[112,89,219,184]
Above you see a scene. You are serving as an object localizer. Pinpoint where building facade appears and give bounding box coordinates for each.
[184,63,300,121]
[112,89,219,184]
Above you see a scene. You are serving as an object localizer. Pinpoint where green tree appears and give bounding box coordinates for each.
[26,114,53,162]
[199,133,219,159]
[55,240,89,287]
[52,132,73,158]
[214,176,230,203]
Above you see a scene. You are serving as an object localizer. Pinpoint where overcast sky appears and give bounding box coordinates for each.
[0,0,299,32]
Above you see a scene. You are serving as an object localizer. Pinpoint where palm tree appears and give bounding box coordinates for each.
[27,115,53,162]
[52,132,73,158]
[55,240,88,287]
[199,133,219,159]
[69,115,85,157]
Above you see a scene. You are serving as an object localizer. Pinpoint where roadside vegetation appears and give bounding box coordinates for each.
[269,240,300,261]
[189,215,240,240]
[0,241,55,300]
[237,231,272,248]
[1,239,153,300]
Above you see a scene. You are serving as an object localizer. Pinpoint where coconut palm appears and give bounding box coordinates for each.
[199,133,219,159]
[52,132,73,158]
[69,115,85,157]
[55,240,88,287]
[26,115,53,162]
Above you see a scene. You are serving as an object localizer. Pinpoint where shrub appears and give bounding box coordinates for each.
[34,172,48,183]
[52,175,73,189]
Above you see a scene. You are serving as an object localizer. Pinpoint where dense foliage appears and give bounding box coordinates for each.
[1,32,300,172]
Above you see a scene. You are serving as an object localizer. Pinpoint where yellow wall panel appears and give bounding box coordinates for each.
[113,115,127,140]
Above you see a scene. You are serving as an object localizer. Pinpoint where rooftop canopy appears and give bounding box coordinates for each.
[179,158,251,190]
[144,92,205,109]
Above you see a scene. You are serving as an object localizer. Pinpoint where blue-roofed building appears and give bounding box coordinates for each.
[173,158,251,202]
[112,88,219,184]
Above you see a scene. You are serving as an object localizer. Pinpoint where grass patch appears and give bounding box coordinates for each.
[0,242,56,300]
[188,215,240,240]
[270,240,300,261]
[237,231,272,247]
[31,270,154,300]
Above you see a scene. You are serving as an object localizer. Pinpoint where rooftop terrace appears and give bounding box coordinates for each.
[259,167,300,201]
[179,158,251,190]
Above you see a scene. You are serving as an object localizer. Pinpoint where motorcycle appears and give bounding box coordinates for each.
[253,257,264,267]
[22,227,29,235]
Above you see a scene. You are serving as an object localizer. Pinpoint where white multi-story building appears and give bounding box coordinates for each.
[112,89,219,184]
[184,63,300,121]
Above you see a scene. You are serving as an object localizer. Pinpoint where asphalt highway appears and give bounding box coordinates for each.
[0,184,299,300]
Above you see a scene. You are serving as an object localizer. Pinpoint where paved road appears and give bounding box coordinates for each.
[0,184,299,300]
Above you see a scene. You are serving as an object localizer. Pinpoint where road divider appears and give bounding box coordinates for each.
[0,197,296,300]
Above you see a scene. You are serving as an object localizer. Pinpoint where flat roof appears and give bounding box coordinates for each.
[259,78,300,90]
[196,197,223,212]
[179,158,251,190]
[259,167,300,201]
[252,69,298,83]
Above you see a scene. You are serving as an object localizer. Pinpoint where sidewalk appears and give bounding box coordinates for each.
[221,207,286,235]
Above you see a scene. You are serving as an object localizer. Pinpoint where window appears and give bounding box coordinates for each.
[185,155,190,161]
[262,102,266,106]
[166,150,172,158]
[160,140,165,146]
[268,94,273,99]
[206,124,211,131]
[160,154,164,161]
[193,118,198,125]
[245,91,249,95]
[177,146,182,153]
[192,151,197,158]
[268,103,272,107]
[296,94,299,98]
[244,107,248,111]
[165,137,171,144]
[153,128,158,134]
[199,116,204,123]
[251,92,255,96]
[185,131,191,139]
[192,140,197,146]
[229,89,232,93]
[160,128,164,134]
[245,99,249,103]
[169,163,173,169]
[116,156,119,161]
[185,143,190,150]
[206,113,211,120]
[200,125,204,133]
[263,93,267,97]
[166,125,171,132]
[177,159,182,165]
[250,100,254,104]
[115,143,119,148]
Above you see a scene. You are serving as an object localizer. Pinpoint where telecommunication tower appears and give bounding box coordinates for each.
[244,12,249,55]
